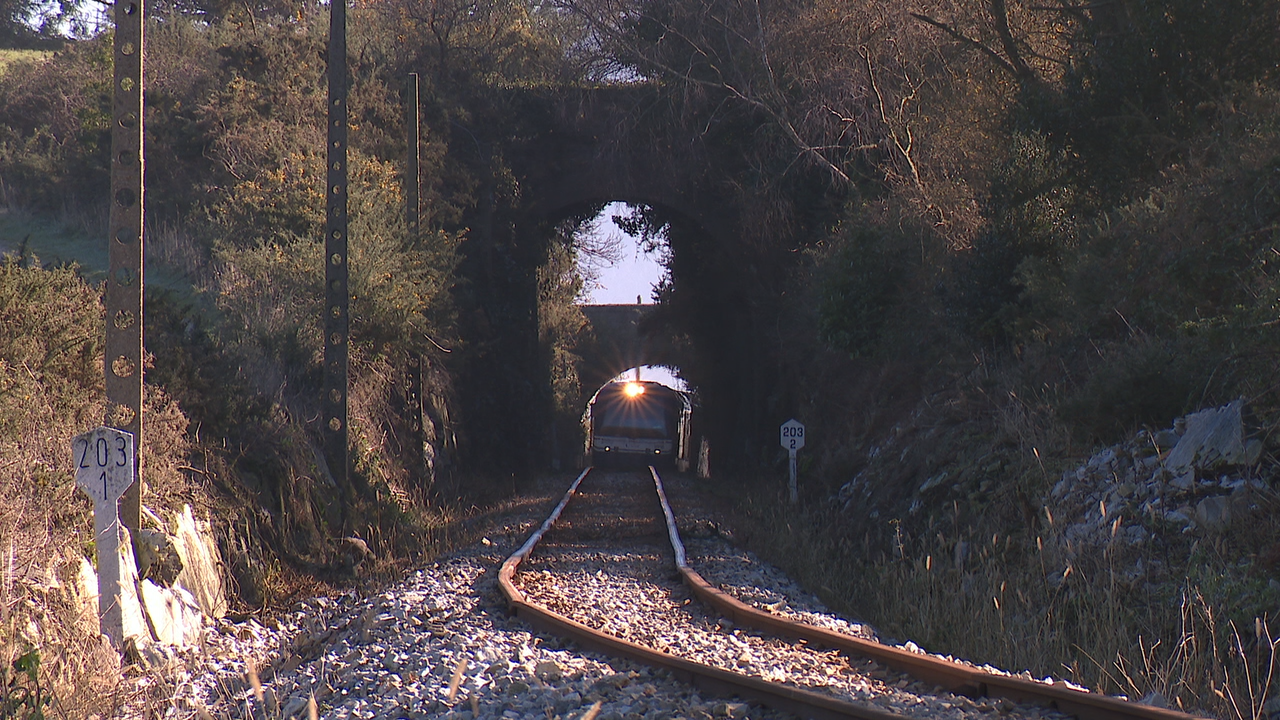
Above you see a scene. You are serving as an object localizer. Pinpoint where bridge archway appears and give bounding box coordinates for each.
[506,90,748,470]
[510,87,739,253]
[453,85,775,476]
[576,303,686,399]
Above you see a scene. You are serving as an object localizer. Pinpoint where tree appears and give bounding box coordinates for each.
[0,0,83,47]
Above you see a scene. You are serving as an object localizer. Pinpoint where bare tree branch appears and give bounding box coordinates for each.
[859,45,923,194]
[988,0,1038,84]
[614,4,855,186]
[909,12,1018,77]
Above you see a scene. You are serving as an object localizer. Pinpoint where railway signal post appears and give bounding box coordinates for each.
[780,418,805,504]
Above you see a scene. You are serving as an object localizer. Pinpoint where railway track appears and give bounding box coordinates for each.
[498,467,1206,720]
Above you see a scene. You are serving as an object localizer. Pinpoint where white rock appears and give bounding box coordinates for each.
[170,505,228,619]
[1164,400,1248,472]
[1194,496,1233,532]
[1170,470,1196,491]
[108,524,150,648]
[138,579,204,647]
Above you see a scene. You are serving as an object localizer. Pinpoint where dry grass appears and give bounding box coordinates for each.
[0,49,53,75]
[733,444,1280,720]
[868,526,1223,710]
[0,490,125,718]
[0,258,220,717]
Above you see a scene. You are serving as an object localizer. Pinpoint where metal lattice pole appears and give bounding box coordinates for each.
[106,0,145,534]
[404,73,425,480]
[406,73,420,239]
[323,0,350,496]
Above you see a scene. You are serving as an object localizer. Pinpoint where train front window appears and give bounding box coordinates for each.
[595,402,669,439]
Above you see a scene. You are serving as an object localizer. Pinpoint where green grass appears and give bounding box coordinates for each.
[0,206,206,307]
[0,207,107,277]
[0,49,52,74]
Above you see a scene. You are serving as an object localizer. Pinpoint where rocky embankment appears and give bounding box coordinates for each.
[1048,399,1271,551]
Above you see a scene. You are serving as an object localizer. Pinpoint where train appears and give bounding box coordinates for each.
[585,380,693,470]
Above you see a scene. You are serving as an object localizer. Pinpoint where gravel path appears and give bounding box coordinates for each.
[684,539,878,640]
[168,473,767,719]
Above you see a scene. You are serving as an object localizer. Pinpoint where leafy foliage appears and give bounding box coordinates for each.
[1,649,51,720]
[1048,0,1280,188]
[0,38,111,209]
[538,217,591,416]
[817,225,906,357]
[212,151,459,366]
[0,0,82,48]
[0,256,102,440]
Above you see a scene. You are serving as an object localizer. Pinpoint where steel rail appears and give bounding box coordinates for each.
[498,468,909,720]
[646,468,1207,720]
[498,467,1208,720]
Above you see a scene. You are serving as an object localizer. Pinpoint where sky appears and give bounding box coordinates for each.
[579,202,666,305]
[578,203,684,390]
[609,365,686,391]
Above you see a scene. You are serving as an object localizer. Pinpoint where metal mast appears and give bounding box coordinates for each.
[404,73,426,480]
[106,0,145,534]
[323,0,351,497]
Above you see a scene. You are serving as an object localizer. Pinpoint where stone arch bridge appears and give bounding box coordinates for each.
[455,83,784,473]
[577,303,684,398]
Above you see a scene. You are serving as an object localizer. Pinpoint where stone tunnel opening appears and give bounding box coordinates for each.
[604,365,687,391]
[452,87,761,478]
[536,199,707,472]
[579,367,705,475]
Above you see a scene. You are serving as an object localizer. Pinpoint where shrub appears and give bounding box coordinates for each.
[951,131,1078,342]
[0,259,130,716]
[0,256,103,440]
[0,38,112,210]
[212,151,459,369]
[1056,336,1204,443]
[816,225,907,357]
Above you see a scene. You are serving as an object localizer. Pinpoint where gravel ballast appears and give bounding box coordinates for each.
[516,470,1072,720]
[164,470,1077,719]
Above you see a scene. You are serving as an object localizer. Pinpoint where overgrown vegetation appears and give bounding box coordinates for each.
[538,213,599,469]
[736,475,1280,716]
[0,2,548,708]
[0,259,165,715]
[3,0,1280,716]
[554,0,1280,716]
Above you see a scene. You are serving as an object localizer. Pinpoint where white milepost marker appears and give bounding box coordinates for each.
[780,419,805,504]
[72,426,135,646]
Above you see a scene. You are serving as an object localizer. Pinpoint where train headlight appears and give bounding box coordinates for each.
[624,382,645,398]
